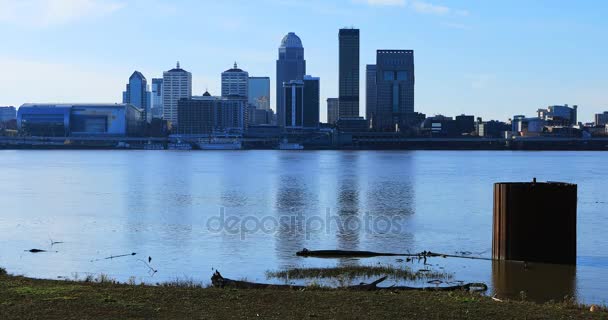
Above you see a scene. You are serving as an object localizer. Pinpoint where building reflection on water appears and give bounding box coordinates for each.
[335,152,362,253]
[492,260,577,303]
[273,153,320,267]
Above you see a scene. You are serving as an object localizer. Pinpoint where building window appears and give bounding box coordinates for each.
[383,71,395,81]
[397,71,407,80]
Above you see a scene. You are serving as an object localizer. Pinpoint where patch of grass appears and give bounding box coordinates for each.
[0,274,606,319]
[160,277,203,288]
[11,285,80,297]
[267,265,452,282]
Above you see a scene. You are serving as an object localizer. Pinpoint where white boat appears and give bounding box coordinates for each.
[278,139,304,150]
[198,137,242,150]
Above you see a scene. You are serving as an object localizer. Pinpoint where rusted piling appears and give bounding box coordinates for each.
[492,180,577,265]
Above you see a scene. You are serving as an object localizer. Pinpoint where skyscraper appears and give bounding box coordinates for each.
[276,32,306,127]
[248,77,271,110]
[283,80,303,128]
[162,62,192,126]
[221,63,249,98]
[122,71,150,121]
[303,76,320,128]
[369,50,415,131]
[327,98,339,125]
[282,75,319,128]
[339,28,360,119]
[151,78,163,119]
[365,65,377,124]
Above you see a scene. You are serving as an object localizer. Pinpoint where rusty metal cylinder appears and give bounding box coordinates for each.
[492,180,577,265]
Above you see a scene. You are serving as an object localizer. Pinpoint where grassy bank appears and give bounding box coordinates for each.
[0,270,605,319]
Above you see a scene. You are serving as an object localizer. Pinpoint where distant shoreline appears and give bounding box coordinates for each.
[2,136,608,151]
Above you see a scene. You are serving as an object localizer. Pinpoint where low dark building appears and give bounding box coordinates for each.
[249,108,274,126]
[455,114,475,135]
[476,120,511,138]
[422,115,457,137]
[177,94,247,135]
[148,118,169,137]
[336,117,368,133]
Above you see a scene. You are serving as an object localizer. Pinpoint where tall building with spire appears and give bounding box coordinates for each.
[221,62,249,98]
[122,71,150,121]
[339,28,360,119]
[276,32,306,127]
[162,62,192,126]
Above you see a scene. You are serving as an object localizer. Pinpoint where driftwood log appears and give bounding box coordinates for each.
[210,271,487,292]
[296,248,492,261]
[296,249,403,258]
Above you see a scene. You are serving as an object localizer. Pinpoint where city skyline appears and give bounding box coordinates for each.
[0,0,606,123]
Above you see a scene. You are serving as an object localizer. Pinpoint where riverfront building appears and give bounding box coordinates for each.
[367,50,415,132]
[177,92,247,135]
[512,115,546,136]
[327,98,339,125]
[338,28,360,119]
[248,77,271,110]
[276,32,306,127]
[537,104,578,127]
[222,63,249,99]
[122,71,150,122]
[595,112,608,126]
[17,103,144,137]
[249,108,274,126]
[282,75,319,128]
[0,106,16,122]
[162,62,192,126]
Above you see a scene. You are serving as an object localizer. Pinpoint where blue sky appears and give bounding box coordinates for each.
[0,0,606,122]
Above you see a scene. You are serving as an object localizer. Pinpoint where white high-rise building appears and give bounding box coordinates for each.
[162,62,192,125]
[221,62,248,98]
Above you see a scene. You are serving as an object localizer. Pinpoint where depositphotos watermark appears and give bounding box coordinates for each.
[206,208,405,240]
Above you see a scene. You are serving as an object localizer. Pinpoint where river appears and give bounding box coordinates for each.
[0,150,607,304]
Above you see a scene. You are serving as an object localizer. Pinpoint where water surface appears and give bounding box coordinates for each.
[0,150,607,304]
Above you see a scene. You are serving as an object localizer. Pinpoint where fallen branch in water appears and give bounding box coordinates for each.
[296,248,492,261]
[137,259,158,277]
[296,249,402,258]
[91,252,137,262]
[211,271,487,292]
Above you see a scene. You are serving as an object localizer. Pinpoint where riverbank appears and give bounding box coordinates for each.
[0,271,605,319]
[3,136,608,151]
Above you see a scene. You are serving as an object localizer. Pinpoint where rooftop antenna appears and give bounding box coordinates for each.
[176,61,180,69]
[234,61,238,69]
